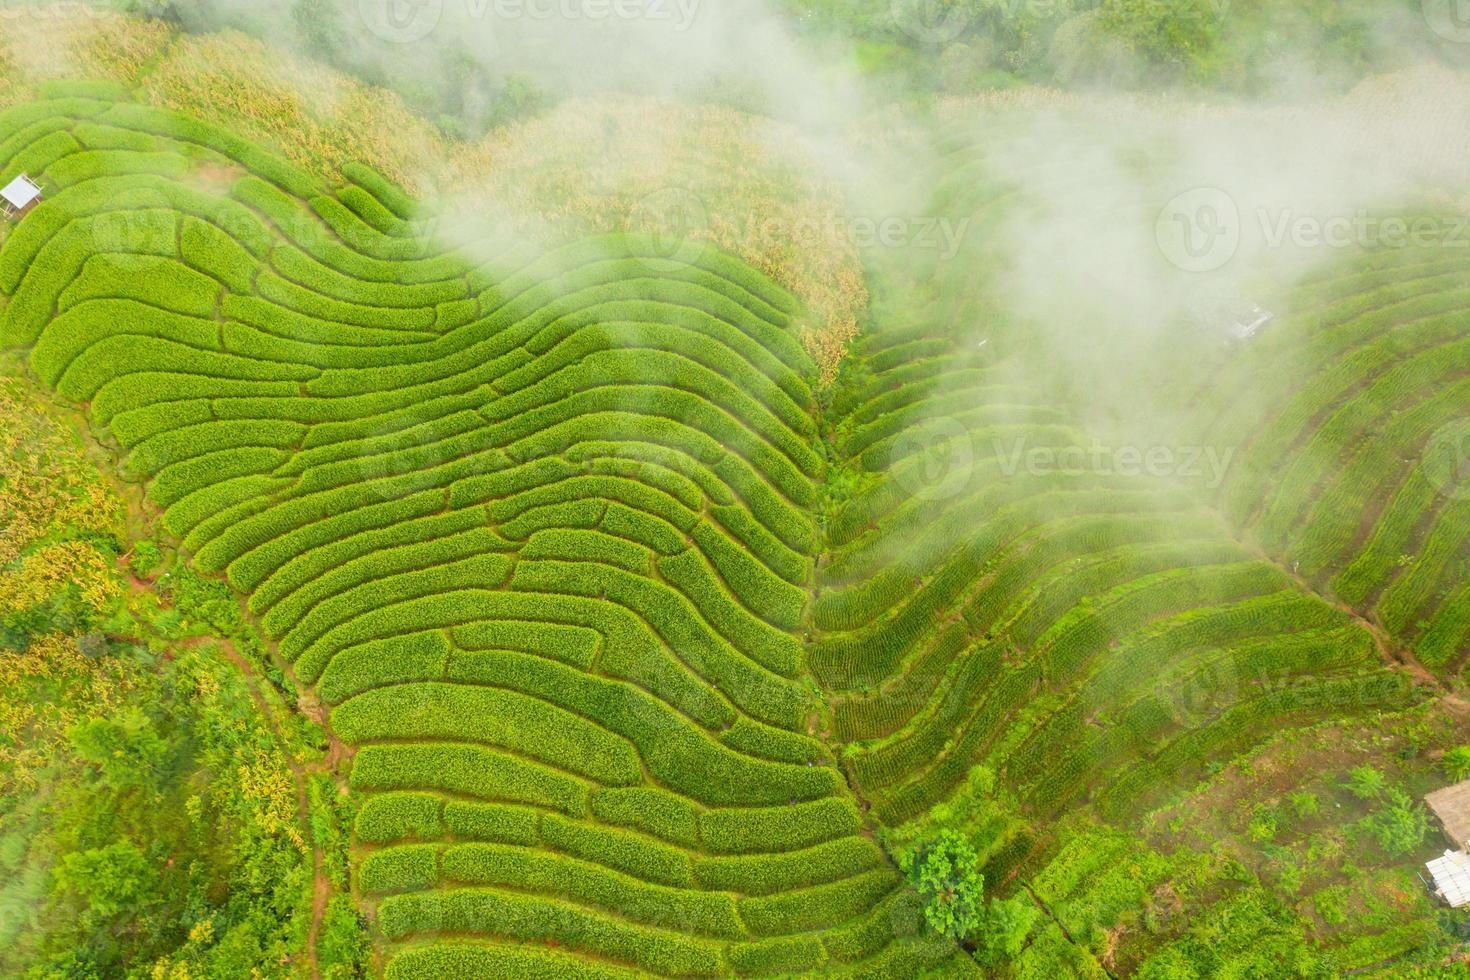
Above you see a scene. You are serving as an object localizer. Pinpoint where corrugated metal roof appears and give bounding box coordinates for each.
[1426,850,1470,908]
[0,174,40,210]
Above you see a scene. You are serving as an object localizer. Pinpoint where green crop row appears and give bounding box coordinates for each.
[699,798,863,856]
[442,800,545,845]
[376,888,726,976]
[355,793,445,844]
[448,600,735,732]
[360,844,440,894]
[282,553,512,665]
[589,787,703,850]
[266,530,511,643]
[348,743,589,816]
[252,508,496,622]
[694,836,884,897]
[441,842,743,938]
[738,870,897,937]
[332,682,643,786]
[384,943,642,980]
[508,559,813,731]
[443,646,830,809]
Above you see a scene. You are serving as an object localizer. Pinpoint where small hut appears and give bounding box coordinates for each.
[1423,779,1470,907]
[1185,293,1275,345]
[1426,779,1470,848]
[1,173,43,219]
[1426,850,1470,909]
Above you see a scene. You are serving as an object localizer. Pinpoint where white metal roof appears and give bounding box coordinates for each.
[1,174,41,210]
[1426,849,1470,907]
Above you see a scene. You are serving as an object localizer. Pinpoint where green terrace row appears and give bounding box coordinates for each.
[0,90,944,975]
[816,183,1434,841]
[1187,235,1470,674]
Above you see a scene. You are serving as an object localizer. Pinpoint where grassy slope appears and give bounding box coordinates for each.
[808,105,1470,976]
[0,81,979,978]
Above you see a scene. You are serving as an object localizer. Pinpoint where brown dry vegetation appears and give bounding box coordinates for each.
[449,97,866,380]
[0,369,128,797]
[0,372,121,614]
[141,32,447,195]
[0,7,868,381]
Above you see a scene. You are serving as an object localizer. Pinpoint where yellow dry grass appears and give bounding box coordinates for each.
[449,97,866,381]
[0,7,169,101]
[0,374,122,617]
[0,7,869,380]
[141,32,445,195]
[0,371,129,796]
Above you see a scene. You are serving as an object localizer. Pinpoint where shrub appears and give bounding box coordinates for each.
[899,831,983,940]
[1444,747,1470,782]
[1363,789,1430,856]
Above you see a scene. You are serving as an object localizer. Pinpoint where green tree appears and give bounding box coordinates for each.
[53,840,158,921]
[67,709,169,792]
[293,0,345,60]
[1343,765,1387,801]
[974,893,1041,965]
[1364,789,1429,856]
[903,830,984,939]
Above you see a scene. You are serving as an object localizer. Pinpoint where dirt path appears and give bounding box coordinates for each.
[208,637,339,980]
[125,565,350,980]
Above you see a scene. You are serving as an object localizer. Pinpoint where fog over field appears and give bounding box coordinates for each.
[4,1,1470,977]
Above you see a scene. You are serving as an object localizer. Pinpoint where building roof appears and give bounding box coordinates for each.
[1427,779,1470,848]
[1,174,41,210]
[1427,850,1470,908]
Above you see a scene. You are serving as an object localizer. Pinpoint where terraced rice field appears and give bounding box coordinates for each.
[0,82,968,978]
[1189,241,1470,679]
[810,134,1452,891]
[3,75,1465,977]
